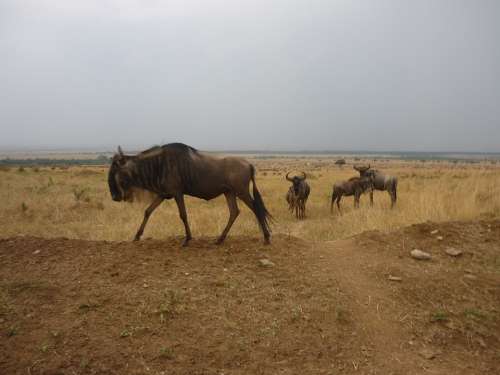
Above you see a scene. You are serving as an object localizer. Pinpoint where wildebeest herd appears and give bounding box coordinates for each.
[108,143,397,245]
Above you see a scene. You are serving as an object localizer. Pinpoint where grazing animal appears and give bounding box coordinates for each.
[285,186,296,212]
[285,172,311,219]
[330,176,373,212]
[354,165,398,208]
[108,143,272,246]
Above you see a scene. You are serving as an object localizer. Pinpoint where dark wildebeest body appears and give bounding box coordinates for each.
[108,143,271,246]
[285,172,310,219]
[330,176,373,212]
[285,186,296,212]
[354,165,398,208]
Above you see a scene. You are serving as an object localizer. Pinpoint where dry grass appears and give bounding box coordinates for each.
[0,159,499,242]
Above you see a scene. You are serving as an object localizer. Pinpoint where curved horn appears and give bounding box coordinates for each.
[285,172,293,182]
[354,164,369,172]
[300,172,306,180]
[118,146,124,157]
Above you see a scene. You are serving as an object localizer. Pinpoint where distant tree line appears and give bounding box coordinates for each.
[0,155,111,166]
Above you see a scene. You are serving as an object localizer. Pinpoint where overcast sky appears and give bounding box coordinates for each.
[1,1,499,152]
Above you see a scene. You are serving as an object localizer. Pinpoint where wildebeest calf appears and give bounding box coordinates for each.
[330,176,373,212]
[285,186,296,212]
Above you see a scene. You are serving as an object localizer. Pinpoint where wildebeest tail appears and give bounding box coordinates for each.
[392,178,398,202]
[250,165,273,234]
[330,187,338,212]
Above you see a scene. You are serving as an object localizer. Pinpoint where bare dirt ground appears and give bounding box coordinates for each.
[1,220,499,375]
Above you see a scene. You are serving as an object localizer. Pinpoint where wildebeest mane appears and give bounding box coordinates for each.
[130,143,198,194]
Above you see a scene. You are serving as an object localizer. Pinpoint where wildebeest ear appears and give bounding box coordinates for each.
[118,146,124,157]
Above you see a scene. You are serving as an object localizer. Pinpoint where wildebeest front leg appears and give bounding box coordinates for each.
[216,192,240,244]
[174,194,192,247]
[370,189,374,206]
[354,191,360,208]
[134,196,164,241]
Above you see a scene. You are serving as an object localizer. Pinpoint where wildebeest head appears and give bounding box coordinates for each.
[353,164,371,175]
[286,172,306,194]
[108,146,135,202]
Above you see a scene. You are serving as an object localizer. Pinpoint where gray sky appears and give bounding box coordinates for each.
[1,0,499,152]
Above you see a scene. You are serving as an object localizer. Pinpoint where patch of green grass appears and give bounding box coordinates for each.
[7,326,18,337]
[80,358,89,369]
[158,289,182,323]
[120,329,132,338]
[430,311,449,322]
[335,307,350,324]
[290,305,306,322]
[158,346,174,360]
[464,308,487,321]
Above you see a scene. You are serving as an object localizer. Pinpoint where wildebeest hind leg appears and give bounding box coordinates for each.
[216,192,240,244]
[174,194,192,247]
[238,192,270,244]
[134,196,163,241]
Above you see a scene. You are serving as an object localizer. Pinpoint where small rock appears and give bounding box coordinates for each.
[411,249,431,260]
[430,230,439,235]
[464,268,473,274]
[258,259,275,267]
[445,247,462,257]
[477,337,487,348]
[436,236,444,241]
[464,274,477,280]
[419,348,436,360]
[143,283,149,288]
[33,250,40,255]
[388,275,402,282]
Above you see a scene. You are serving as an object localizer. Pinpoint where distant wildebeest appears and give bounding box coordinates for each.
[354,165,398,208]
[330,176,373,212]
[285,186,296,212]
[335,159,346,167]
[285,172,310,219]
[108,143,272,246]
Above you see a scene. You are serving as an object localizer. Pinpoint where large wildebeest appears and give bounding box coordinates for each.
[108,143,272,246]
[354,164,398,208]
[285,172,310,219]
[330,176,373,212]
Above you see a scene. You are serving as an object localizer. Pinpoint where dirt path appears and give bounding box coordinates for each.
[311,239,443,374]
[309,219,500,375]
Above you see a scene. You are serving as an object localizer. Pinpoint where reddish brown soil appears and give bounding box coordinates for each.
[1,220,499,375]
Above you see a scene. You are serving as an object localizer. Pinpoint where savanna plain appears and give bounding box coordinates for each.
[0,157,499,374]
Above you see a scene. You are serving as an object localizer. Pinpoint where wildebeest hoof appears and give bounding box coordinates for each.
[215,238,225,245]
[181,238,191,247]
[133,237,140,242]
